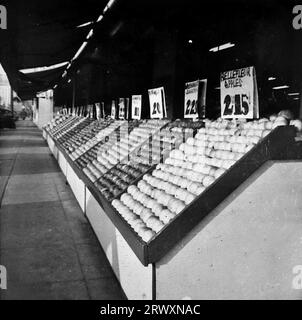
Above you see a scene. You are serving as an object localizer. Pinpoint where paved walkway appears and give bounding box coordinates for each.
[0,120,126,300]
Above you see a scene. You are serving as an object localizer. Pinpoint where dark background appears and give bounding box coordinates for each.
[0,0,301,119]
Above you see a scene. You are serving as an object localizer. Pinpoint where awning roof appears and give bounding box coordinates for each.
[0,0,108,99]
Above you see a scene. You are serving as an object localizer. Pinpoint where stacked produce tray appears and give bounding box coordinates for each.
[44,116,299,266]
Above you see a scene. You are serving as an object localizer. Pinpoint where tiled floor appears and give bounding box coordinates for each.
[0,120,126,300]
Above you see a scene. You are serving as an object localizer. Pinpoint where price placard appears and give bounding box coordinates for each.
[101,102,105,118]
[220,66,259,119]
[111,100,116,119]
[126,98,130,120]
[95,103,101,119]
[131,95,142,120]
[184,79,207,119]
[184,80,199,118]
[148,87,167,119]
[88,104,94,118]
[118,98,126,119]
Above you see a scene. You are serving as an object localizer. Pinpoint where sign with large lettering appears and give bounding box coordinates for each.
[148,87,167,119]
[95,103,101,119]
[118,98,126,119]
[111,100,116,119]
[131,95,142,120]
[220,66,259,119]
[184,79,207,119]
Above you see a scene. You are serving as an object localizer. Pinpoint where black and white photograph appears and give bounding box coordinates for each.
[1,0,302,306]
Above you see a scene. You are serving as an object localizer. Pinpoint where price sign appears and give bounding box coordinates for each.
[184,80,199,118]
[101,102,105,118]
[118,98,126,119]
[111,100,116,119]
[80,106,85,116]
[220,66,259,119]
[126,98,130,120]
[88,104,94,118]
[131,95,142,120]
[148,87,167,119]
[95,103,101,119]
[184,79,207,119]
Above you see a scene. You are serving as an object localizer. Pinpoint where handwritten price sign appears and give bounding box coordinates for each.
[148,87,167,119]
[131,95,142,120]
[220,66,259,119]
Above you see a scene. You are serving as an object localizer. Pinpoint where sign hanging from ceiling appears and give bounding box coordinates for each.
[148,87,167,119]
[95,103,101,119]
[118,98,126,119]
[184,79,207,119]
[220,66,259,119]
[131,95,142,120]
[111,100,116,119]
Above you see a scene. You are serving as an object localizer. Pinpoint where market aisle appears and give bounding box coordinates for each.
[0,120,126,300]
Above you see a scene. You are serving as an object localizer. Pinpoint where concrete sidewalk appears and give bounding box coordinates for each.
[0,120,126,300]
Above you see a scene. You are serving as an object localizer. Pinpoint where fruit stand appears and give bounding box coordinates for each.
[43,115,302,299]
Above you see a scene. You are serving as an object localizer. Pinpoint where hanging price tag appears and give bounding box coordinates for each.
[111,100,116,119]
[184,80,199,119]
[131,95,142,120]
[184,79,207,119]
[101,102,105,118]
[220,66,259,119]
[125,98,130,120]
[148,87,167,119]
[118,98,126,119]
[95,103,101,119]
[88,104,94,118]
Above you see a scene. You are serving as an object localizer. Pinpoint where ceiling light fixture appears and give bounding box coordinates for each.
[20,61,68,74]
[97,15,104,22]
[209,42,235,52]
[77,21,94,28]
[272,85,289,90]
[86,29,94,40]
[61,0,118,80]
[288,92,299,96]
[72,42,88,61]
[268,77,276,81]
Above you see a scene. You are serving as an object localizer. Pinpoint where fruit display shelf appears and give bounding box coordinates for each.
[61,119,114,157]
[131,119,205,166]
[44,115,76,137]
[94,120,206,204]
[44,115,301,266]
[74,120,126,170]
[78,120,143,182]
[56,117,95,146]
[109,121,297,265]
[92,120,171,198]
[69,119,116,161]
